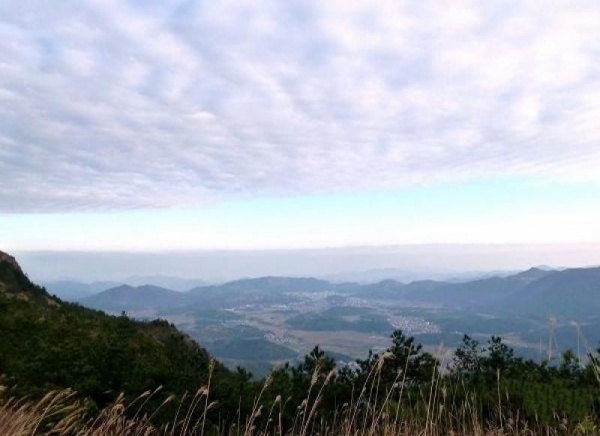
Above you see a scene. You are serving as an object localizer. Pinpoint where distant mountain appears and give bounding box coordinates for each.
[351,279,406,299]
[508,267,554,285]
[73,266,600,322]
[209,276,332,293]
[395,268,554,309]
[325,268,433,284]
[402,279,447,293]
[386,266,599,320]
[496,267,600,320]
[186,276,333,308]
[324,268,521,284]
[122,275,209,291]
[401,276,518,308]
[80,277,332,314]
[42,275,209,301]
[43,279,122,301]
[81,284,185,313]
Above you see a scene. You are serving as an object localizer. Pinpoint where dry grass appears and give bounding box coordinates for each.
[1,356,598,436]
[0,389,165,435]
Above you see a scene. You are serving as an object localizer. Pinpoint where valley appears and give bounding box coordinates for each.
[62,267,600,378]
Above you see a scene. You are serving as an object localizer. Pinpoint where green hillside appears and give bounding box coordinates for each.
[0,251,237,411]
[502,267,600,319]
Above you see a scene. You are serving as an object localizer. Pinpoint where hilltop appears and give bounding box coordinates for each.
[81,284,186,312]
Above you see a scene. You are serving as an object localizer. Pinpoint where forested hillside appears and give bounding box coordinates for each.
[0,250,247,421]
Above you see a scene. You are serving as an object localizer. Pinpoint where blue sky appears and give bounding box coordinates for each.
[1,1,599,257]
[3,176,600,252]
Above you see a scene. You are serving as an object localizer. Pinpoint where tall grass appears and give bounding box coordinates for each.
[1,355,598,435]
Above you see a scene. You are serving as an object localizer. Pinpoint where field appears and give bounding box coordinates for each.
[149,288,583,378]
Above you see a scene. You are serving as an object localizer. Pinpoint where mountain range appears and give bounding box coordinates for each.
[81,276,332,313]
[77,266,600,321]
[42,275,209,300]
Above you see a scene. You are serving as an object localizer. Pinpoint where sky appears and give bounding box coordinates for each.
[1,1,600,278]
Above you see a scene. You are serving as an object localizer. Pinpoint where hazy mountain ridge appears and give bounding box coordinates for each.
[393,267,600,318]
[42,274,210,300]
[58,263,600,372]
[188,276,332,294]
[121,275,209,291]
[81,284,186,312]
[77,266,600,321]
[401,274,533,307]
[494,267,600,319]
[323,267,528,284]
[44,280,122,300]
[48,266,556,307]
[512,267,555,284]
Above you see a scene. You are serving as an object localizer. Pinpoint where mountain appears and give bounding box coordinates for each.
[324,268,522,284]
[325,268,433,284]
[81,284,186,313]
[42,275,209,302]
[72,266,600,322]
[0,250,230,405]
[207,276,332,293]
[122,275,208,291]
[351,279,406,299]
[508,267,554,285]
[43,279,122,301]
[76,276,334,314]
[186,276,333,308]
[324,268,471,284]
[396,268,553,309]
[409,276,525,308]
[389,266,600,320]
[496,267,600,319]
[402,279,447,293]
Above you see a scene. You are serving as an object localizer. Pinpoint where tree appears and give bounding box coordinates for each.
[355,330,438,395]
[451,335,484,380]
[484,336,515,374]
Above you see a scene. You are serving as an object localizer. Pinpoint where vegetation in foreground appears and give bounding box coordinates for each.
[1,250,600,434]
[2,331,600,435]
[2,336,600,435]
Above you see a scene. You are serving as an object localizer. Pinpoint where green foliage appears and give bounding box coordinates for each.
[0,258,243,428]
[448,334,599,425]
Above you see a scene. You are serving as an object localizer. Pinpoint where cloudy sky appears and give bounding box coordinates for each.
[1,1,600,262]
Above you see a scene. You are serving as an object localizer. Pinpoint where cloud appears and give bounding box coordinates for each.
[0,0,599,212]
